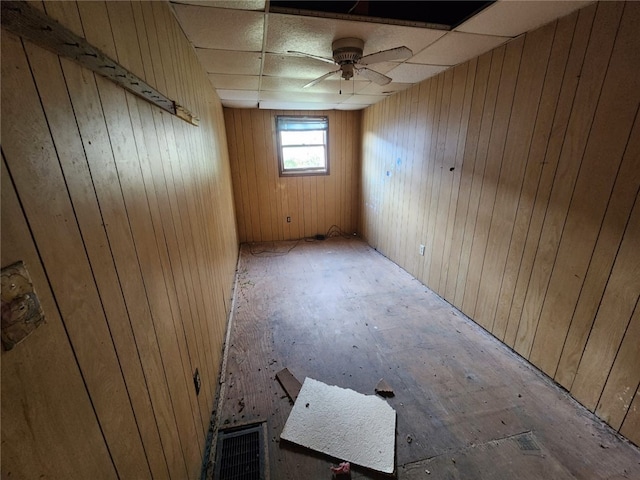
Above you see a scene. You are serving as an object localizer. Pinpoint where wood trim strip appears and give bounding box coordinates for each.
[1,0,197,125]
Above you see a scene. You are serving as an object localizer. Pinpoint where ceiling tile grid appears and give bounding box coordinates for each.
[170,0,594,110]
[264,13,447,59]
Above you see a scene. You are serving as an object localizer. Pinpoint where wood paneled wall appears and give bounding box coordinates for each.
[361,1,640,444]
[1,2,238,478]
[225,109,360,242]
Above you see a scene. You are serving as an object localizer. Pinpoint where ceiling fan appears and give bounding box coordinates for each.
[288,38,413,89]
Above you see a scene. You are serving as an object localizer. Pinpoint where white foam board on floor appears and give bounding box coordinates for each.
[280,377,396,473]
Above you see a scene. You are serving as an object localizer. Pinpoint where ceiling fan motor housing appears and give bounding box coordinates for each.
[332,38,364,80]
[332,37,364,64]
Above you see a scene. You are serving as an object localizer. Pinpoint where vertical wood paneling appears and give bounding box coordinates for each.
[570,194,640,410]
[444,54,489,302]
[463,36,524,323]
[22,23,174,480]
[151,1,215,438]
[396,89,414,263]
[360,1,640,444]
[1,28,150,479]
[428,68,459,292]
[529,0,640,377]
[401,84,424,275]
[1,160,118,480]
[502,4,597,348]
[475,22,554,331]
[225,109,361,242]
[492,10,580,342]
[596,301,640,429]
[621,390,640,446]
[555,108,640,388]
[380,95,398,256]
[325,109,338,236]
[418,74,445,282]
[440,62,476,294]
[513,1,624,358]
[454,46,504,308]
[1,1,238,478]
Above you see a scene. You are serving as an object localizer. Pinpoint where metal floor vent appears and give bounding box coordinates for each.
[214,423,265,480]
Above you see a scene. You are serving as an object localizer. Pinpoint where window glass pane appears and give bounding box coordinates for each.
[276,115,328,176]
[281,130,324,146]
[282,146,326,170]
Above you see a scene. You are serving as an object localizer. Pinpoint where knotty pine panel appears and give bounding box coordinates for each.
[225,108,361,242]
[359,1,640,443]
[1,1,238,478]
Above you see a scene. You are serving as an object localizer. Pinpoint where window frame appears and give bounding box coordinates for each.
[276,115,330,177]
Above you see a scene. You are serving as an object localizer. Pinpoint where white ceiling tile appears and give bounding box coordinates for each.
[172,4,264,50]
[259,101,339,110]
[260,76,315,91]
[217,89,259,101]
[361,61,397,75]
[266,13,446,59]
[208,74,260,90]
[358,81,413,95]
[456,0,592,38]
[263,53,339,79]
[341,94,388,105]
[410,32,509,66]
[385,63,448,83]
[222,99,259,108]
[196,49,262,74]
[172,0,265,10]
[261,76,367,94]
[335,104,369,110]
[259,90,345,104]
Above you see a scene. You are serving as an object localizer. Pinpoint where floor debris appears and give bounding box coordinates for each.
[375,378,395,397]
[330,461,351,479]
[276,367,302,402]
[280,377,396,474]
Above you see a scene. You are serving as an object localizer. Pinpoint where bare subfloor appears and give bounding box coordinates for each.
[215,237,640,479]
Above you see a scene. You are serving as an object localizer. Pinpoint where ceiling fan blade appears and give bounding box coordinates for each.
[356,67,392,86]
[359,46,413,65]
[287,50,336,65]
[303,70,340,89]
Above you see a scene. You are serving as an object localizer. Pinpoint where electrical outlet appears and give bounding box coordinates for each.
[419,244,425,256]
[286,216,291,223]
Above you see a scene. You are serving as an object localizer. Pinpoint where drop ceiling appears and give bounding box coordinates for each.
[171,0,592,110]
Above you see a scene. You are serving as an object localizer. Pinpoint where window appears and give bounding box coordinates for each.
[276,116,329,176]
